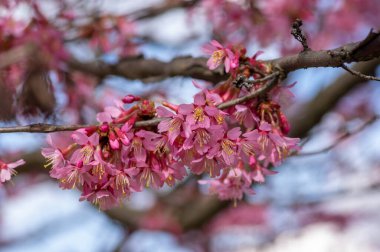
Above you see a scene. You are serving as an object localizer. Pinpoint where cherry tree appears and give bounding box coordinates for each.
[0,0,380,251]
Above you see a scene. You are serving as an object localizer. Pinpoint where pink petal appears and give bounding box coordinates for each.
[156,106,175,117]
[207,57,219,70]
[210,40,223,48]
[205,106,219,116]
[105,106,122,118]
[0,169,11,183]
[227,127,241,140]
[178,104,194,115]
[96,112,112,123]
[6,159,25,169]
[224,57,231,73]
[72,131,89,145]
[259,122,272,131]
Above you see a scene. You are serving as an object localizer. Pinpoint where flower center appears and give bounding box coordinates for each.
[116,173,129,194]
[169,118,181,132]
[80,145,94,164]
[194,107,205,122]
[195,129,210,147]
[216,113,225,124]
[221,139,235,155]
[211,50,225,65]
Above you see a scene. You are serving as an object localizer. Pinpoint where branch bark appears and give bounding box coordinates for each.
[68,30,380,83]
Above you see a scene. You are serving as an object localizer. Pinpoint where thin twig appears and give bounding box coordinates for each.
[291,18,310,52]
[341,64,380,81]
[217,74,280,110]
[0,118,166,134]
[233,71,280,89]
[296,115,378,156]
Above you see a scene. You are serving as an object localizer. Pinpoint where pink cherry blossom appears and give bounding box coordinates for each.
[203,40,235,73]
[200,167,255,201]
[0,159,25,184]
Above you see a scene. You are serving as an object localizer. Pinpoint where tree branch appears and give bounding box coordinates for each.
[68,30,380,83]
[129,0,200,20]
[0,43,36,69]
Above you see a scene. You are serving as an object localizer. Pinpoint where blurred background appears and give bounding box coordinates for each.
[1,0,380,251]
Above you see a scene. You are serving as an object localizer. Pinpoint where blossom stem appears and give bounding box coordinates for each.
[217,75,280,110]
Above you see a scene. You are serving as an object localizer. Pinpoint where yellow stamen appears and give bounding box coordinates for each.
[169,118,181,133]
[221,139,235,155]
[211,50,225,65]
[92,164,105,179]
[241,142,255,157]
[116,174,129,194]
[194,107,205,122]
[195,129,210,147]
[80,145,94,164]
[216,113,225,124]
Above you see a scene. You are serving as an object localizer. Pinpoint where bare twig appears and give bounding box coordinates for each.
[296,115,378,156]
[217,75,280,110]
[0,118,166,134]
[341,64,380,81]
[233,71,281,89]
[291,18,310,52]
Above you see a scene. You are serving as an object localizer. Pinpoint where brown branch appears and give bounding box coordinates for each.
[297,115,378,156]
[0,118,167,133]
[341,64,380,81]
[67,56,226,84]
[129,0,200,20]
[68,30,380,83]
[0,43,36,69]
[217,74,280,110]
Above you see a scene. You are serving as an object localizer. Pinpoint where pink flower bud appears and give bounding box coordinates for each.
[99,123,109,133]
[122,95,140,104]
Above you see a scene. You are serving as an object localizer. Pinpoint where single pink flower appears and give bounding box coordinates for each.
[41,132,74,169]
[203,40,235,73]
[0,159,25,183]
[233,104,259,129]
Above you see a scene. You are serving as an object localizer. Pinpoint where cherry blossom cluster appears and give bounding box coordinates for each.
[38,40,299,209]
[0,158,25,185]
